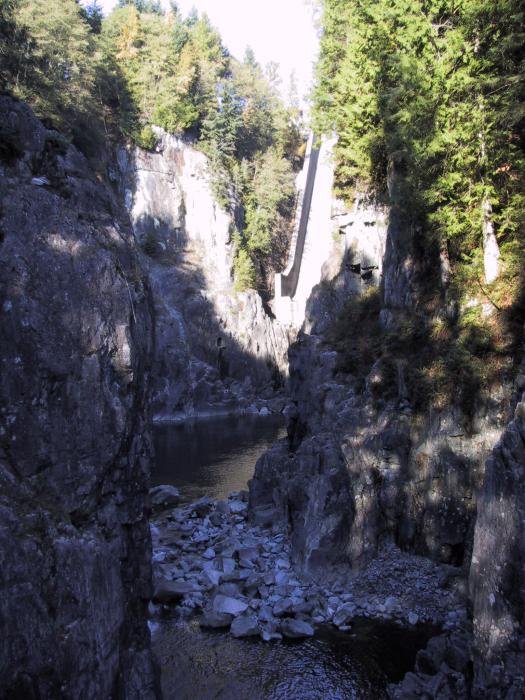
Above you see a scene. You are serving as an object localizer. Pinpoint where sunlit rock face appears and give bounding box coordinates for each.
[119,127,233,289]
[118,129,291,419]
[0,97,157,699]
[470,373,525,697]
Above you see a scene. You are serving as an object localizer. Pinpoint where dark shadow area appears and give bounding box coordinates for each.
[152,616,440,700]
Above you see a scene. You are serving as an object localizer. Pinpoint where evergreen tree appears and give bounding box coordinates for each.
[313,0,525,288]
[118,0,163,15]
[81,0,103,34]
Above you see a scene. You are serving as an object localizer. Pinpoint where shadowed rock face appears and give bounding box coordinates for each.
[0,96,157,699]
[470,374,525,697]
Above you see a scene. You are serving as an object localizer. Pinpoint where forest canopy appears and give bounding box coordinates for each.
[0,0,304,294]
[312,0,525,294]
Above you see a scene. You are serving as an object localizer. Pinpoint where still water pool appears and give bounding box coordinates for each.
[151,416,429,700]
[152,414,286,502]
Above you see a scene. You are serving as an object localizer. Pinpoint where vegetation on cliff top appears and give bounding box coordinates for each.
[314,0,525,419]
[0,0,303,296]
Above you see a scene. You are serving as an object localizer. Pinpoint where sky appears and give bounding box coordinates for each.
[94,0,320,105]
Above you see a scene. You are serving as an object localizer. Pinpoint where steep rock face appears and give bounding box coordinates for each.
[303,196,388,336]
[469,366,525,697]
[0,97,156,698]
[250,331,506,576]
[250,198,508,577]
[118,130,290,418]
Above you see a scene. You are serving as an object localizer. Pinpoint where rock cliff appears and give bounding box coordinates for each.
[469,366,525,697]
[0,96,157,698]
[249,189,522,696]
[118,129,291,419]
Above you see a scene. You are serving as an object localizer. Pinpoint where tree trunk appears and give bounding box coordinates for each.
[482,195,499,284]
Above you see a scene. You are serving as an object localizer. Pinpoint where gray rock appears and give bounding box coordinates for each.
[252,506,280,527]
[333,604,356,627]
[275,571,289,586]
[212,594,249,616]
[236,546,259,563]
[261,629,283,642]
[215,500,230,515]
[218,582,241,597]
[229,501,248,515]
[273,598,294,617]
[385,596,399,612]
[192,497,214,518]
[230,615,260,638]
[150,485,180,513]
[209,512,223,527]
[203,569,222,587]
[280,619,315,639]
[221,557,236,574]
[0,96,156,700]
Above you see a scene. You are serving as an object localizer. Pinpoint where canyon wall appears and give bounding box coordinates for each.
[118,129,291,419]
[469,366,525,697]
[250,186,522,694]
[252,201,505,567]
[0,96,157,699]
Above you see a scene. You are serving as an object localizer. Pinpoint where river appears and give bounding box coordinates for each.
[151,416,430,699]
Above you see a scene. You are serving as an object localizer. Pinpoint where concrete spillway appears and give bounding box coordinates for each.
[274,133,336,328]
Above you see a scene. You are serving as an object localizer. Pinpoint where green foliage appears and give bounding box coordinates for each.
[118,0,163,14]
[326,288,516,423]
[9,0,100,136]
[245,149,295,257]
[137,124,157,150]
[142,231,158,256]
[2,0,303,297]
[0,0,27,89]
[313,0,525,275]
[80,1,103,33]
[233,245,257,291]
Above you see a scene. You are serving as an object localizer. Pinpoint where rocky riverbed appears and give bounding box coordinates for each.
[150,486,467,650]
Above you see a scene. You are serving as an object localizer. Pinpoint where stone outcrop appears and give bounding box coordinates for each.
[0,96,156,698]
[469,368,525,697]
[249,181,524,696]
[151,490,463,644]
[250,330,506,576]
[250,196,507,577]
[118,129,290,419]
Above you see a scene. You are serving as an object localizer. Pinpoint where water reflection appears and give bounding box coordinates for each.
[152,414,286,503]
[152,617,434,700]
[152,417,435,699]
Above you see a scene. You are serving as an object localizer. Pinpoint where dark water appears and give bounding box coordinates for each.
[152,416,431,699]
[152,414,286,502]
[152,617,434,700]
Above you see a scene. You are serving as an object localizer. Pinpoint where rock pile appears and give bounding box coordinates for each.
[151,488,466,643]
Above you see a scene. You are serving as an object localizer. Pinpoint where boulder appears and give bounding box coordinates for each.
[333,604,356,627]
[280,619,315,639]
[192,497,214,518]
[273,598,294,617]
[231,615,260,638]
[152,580,199,604]
[150,485,180,513]
[212,594,249,616]
[199,612,233,629]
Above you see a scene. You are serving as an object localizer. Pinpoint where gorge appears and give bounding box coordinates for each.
[1,1,525,699]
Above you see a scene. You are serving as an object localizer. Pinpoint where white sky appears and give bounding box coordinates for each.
[93,0,319,105]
